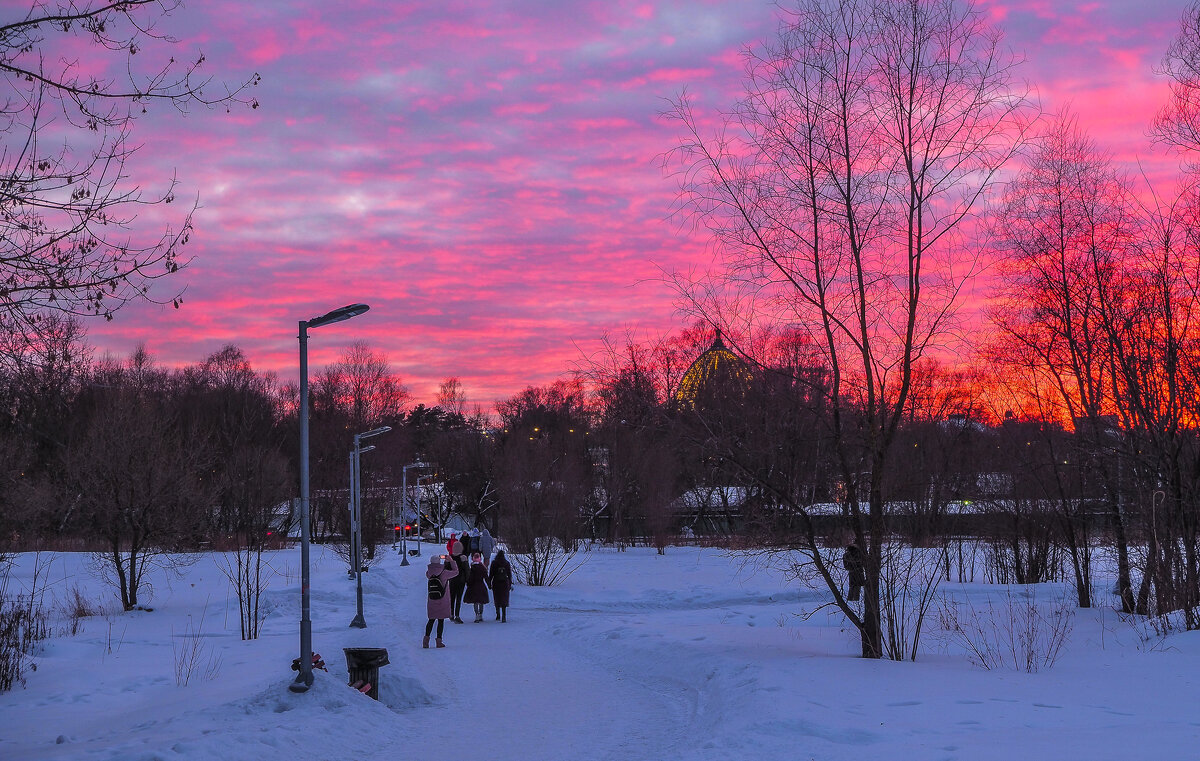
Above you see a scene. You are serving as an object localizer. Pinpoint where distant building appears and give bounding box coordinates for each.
[673,329,753,408]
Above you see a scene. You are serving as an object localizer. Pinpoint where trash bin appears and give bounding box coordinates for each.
[343,647,389,700]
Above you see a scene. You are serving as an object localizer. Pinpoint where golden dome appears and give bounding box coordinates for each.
[674,330,752,407]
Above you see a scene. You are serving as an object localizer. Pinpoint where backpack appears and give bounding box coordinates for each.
[493,564,510,586]
[427,576,445,600]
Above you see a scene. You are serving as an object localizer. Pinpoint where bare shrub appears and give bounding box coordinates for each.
[328,537,382,577]
[58,584,102,637]
[938,588,1074,672]
[0,560,49,692]
[511,537,584,587]
[171,605,221,687]
[946,538,982,583]
[1116,589,1195,653]
[880,545,947,661]
[216,548,276,640]
[776,542,945,661]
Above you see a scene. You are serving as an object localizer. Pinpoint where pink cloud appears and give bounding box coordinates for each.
[75,0,1192,409]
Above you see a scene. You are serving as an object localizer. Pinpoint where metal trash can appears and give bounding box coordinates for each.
[343,647,389,700]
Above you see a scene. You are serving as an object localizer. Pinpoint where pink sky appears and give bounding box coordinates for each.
[78,0,1188,407]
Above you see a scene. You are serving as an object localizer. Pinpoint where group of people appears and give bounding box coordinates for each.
[423,528,513,649]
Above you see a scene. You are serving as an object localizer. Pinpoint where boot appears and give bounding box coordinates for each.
[436,638,445,648]
[495,610,500,620]
[501,609,507,623]
[475,614,483,623]
[422,635,430,648]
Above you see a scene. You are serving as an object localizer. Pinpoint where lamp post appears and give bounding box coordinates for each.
[349,426,390,629]
[290,303,369,694]
[400,461,429,566]
[417,473,436,552]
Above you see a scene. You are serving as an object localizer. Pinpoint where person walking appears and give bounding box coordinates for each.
[478,528,495,568]
[448,539,468,623]
[424,554,458,648]
[463,551,491,622]
[488,549,513,622]
[843,543,865,602]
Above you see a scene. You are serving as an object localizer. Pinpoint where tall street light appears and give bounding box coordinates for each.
[416,473,437,553]
[349,426,390,629]
[290,303,369,694]
[400,461,429,566]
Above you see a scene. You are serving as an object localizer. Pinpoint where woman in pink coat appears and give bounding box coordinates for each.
[424,555,458,648]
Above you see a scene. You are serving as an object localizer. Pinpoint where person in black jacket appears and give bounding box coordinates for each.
[488,550,513,622]
[447,539,468,623]
[843,543,865,602]
[463,551,491,622]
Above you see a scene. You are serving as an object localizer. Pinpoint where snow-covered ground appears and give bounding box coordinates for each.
[1,544,1198,761]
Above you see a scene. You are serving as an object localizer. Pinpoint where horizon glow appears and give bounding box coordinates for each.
[66,0,1188,408]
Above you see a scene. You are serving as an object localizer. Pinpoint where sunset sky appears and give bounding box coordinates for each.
[76,0,1188,407]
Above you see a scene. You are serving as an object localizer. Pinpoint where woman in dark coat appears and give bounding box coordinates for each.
[448,540,468,623]
[462,551,491,622]
[487,550,513,622]
[424,555,458,648]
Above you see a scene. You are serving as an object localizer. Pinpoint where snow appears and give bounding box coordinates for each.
[2,545,1199,760]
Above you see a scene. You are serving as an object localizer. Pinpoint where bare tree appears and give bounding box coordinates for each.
[0,1,259,331]
[65,350,213,609]
[1154,2,1200,160]
[331,341,411,428]
[1110,183,1200,624]
[664,0,1033,658]
[988,112,1139,611]
[436,377,467,418]
[307,342,409,542]
[495,381,593,554]
[215,445,290,639]
[181,345,291,639]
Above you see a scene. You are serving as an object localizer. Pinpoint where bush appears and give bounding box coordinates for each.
[511,537,584,586]
[0,562,49,691]
[937,587,1074,672]
[880,544,947,661]
[172,606,221,687]
[58,584,102,637]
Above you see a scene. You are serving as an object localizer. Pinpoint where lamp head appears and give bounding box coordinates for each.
[358,426,392,440]
[306,303,369,329]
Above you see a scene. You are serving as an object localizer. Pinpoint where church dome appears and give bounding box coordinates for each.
[674,330,752,407]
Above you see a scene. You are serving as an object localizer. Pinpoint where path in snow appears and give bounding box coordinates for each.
[360,555,718,761]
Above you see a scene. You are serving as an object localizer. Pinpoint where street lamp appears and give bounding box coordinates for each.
[400,461,430,566]
[349,426,390,629]
[416,473,438,553]
[290,303,369,694]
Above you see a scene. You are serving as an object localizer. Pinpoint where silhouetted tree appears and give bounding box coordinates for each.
[0,1,259,333]
[665,0,1033,657]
